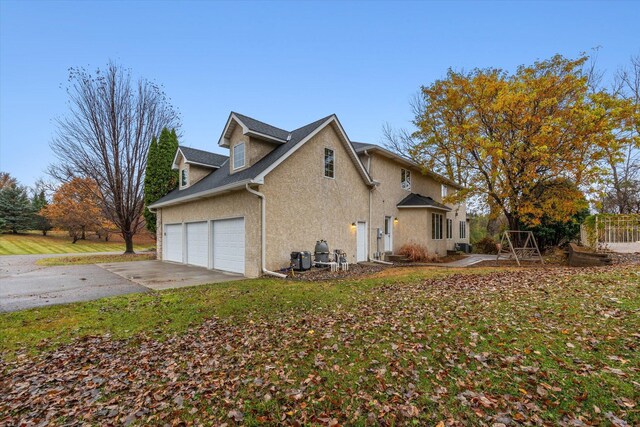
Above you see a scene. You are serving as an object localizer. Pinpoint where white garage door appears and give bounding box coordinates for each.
[164,224,183,263]
[186,222,209,267]
[212,218,245,274]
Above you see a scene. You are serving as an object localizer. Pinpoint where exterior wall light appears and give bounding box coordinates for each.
[351,222,356,227]
[394,217,398,224]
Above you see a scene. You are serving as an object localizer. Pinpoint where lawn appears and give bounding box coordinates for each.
[0,231,153,255]
[1,266,638,426]
[35,253,156,266]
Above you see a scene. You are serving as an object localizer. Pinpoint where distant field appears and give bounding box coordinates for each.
[0,231,154,255]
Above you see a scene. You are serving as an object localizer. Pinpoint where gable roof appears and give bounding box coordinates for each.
[352,141,463,190]
[218,112,290,147]
[397,193,451,211]
[149,114,374,209]
[172,146,228,169]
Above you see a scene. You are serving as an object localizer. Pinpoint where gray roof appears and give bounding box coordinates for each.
[150,115,334,208]
[351,141,377,152]
[233,112,290,142]
[179,146,228,168]
[397,193,451,211]
[352,141,463,190]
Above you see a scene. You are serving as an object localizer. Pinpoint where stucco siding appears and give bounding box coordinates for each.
[261,124,370,270]
[365,153,466,257]
[156,190,261,277]
[248,137,276,167]
[188,165,212,186]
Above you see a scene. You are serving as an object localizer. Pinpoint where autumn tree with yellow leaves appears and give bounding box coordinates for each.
[397,54,634,231]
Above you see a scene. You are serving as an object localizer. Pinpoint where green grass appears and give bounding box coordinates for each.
[0,231,152,255]
[1,266,638,425]
[35,253,156,266]
[0,267,495,357]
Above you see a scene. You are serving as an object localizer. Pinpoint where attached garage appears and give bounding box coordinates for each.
[186,222,209,267]
[212,217,245,274]
[164,224,183,263]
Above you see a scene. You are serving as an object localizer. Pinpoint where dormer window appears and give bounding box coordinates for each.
[233,142,245,170]
[181,169,188,187]
[401,168,411,191]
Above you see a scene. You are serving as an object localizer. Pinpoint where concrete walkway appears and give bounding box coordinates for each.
[422,254,498,267]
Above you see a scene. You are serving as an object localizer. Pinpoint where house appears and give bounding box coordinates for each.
[148,112,469,277]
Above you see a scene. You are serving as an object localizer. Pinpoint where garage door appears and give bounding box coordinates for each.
[186,222,209,267]
[164,224,183,263]
[212,218,245,274]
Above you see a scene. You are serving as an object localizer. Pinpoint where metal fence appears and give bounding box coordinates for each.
[580,214,640,253]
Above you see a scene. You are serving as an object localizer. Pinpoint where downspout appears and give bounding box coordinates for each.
[245,183,287,278]
[364,150,373,262]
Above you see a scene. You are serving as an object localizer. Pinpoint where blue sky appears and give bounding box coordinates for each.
[1,0,639,188]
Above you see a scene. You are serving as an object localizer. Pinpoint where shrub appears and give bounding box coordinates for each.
[398,243,435,262]
[475,237,498,254]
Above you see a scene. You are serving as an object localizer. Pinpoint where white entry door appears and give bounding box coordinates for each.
[164,224,183,263]
[384,216,393,252]
[212,218,245,274]
[186,222,209,267]
[356,221,367,262]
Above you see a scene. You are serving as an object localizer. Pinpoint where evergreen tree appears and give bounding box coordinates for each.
[31,190,52,235]
[143,136,159,233]
[0,185,34,234]
[144,128,179,234]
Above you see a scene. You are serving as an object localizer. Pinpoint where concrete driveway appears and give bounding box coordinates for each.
[99,260,244,291]
[0,254,244,312]
[0,253,148,312]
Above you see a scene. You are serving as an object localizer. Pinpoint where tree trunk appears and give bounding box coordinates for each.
[81,228,86,240]
[486,198,503,237]
[505,213,521,231]
[42,230,47,236]
[123,232,135,254]
[72,235,78,243]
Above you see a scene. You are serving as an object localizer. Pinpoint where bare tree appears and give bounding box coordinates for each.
[602,54,640,214]
[50,62,181,253]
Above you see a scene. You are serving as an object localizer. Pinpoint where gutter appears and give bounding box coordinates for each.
[245,183,287,278]
[148,179,252,209]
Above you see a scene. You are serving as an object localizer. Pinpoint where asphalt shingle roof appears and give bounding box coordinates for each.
[233,112,290,142]
[179,146,228,168]
[352,141,463,190]
[397,193,451,211]
[151,115,333,207]
[351,141,377,152]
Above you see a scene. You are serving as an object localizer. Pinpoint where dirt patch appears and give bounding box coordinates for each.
[287,263,388,281]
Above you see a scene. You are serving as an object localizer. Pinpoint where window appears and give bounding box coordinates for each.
[459,220,467,239]
[432,213,443,240]
[233,142,245,170]
[401,168,411,191]
[181,169,187,187]
[324,148,335,178]
[441,184,448,198]
[446,218,453,239]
